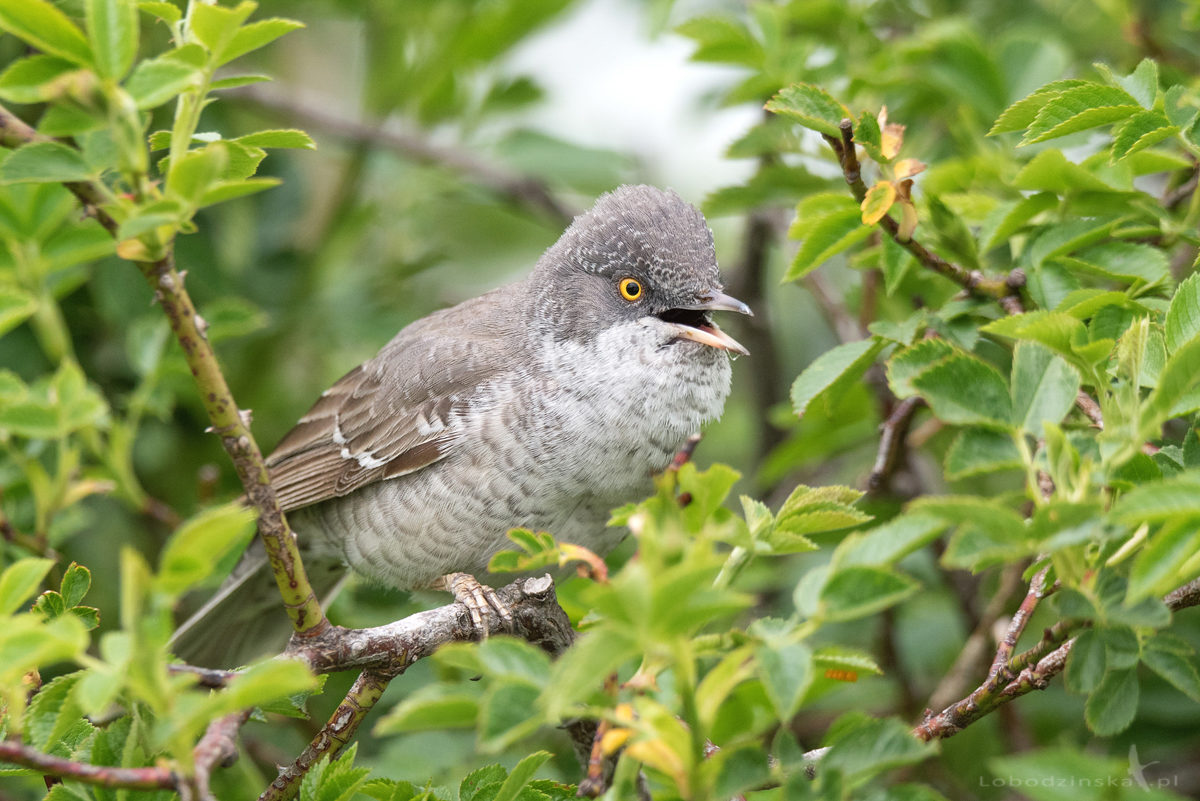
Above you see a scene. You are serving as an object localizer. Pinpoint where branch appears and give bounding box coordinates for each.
[0,740,177,793]
[228,85,577,225]
[821,120,1015,302]
[192,711,252,801]
[259,670,389,801]
[867,396,923,493]
[0,101,328,641]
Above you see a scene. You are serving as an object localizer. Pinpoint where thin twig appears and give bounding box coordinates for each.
[259,671,389,801]
[0,100,329,641]
[192,710,252,801]
[0,740,177,792]
[228,85,577,224]
[868,397,924,493]
[987,567,1051,681]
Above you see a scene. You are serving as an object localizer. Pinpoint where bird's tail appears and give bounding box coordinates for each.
[170,540,346,669]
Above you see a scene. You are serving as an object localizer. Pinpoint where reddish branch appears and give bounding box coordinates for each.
[0,741,176,792]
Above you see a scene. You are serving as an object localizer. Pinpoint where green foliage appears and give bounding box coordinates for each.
[2,0,1200,800]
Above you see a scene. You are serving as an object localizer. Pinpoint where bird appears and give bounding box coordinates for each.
[172,184,750,667]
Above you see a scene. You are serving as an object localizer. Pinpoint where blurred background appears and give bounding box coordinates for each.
[3,0,1200,797]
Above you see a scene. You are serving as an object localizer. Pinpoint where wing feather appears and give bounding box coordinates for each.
[266,288,521,512]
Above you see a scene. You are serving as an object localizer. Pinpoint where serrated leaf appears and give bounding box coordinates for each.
[1085,667,1138,735]
[818,566,919,623]
[1069,241,1169,286]
[491,751,553,801]
[822,716,934,784]
[765,83,849,138]
[1110,58,1158,109]
[1126,518,1200,604]
[1010,342,1080,435]
[126,53,199,109]
[1165,273,1200,354]
[1142,642,1200,702]
[945,427,1023,479]
[756,640,812,721]
[156,503,257,596]
[0,55,80,104]
[0,286,37,338]
[234,128,315,149]
[790,337,884,417]
[60,563,91,608]
[784,206,871,280]
[861,182,896,224]
[1110,111,1177,162]
[813,645,883,676]
[854,110,884,162]
[886,339,954,399]
[86,0,137,80]
[982,311,1087,367]
[1020,84,1140,145]
[199,177,281,206]
[374,685,480,734]
[1142,336,1200,435]
[26,673,83,750]
[219,18,304,65]
[189,0,255,56]
[1012,148,1123,194]
[0,558,55,616]
[980,191,1057,251]
[1,142,93,184]
[1065,628,1105,693]
[0,0,93,66]
[990,79,1094,135]
[837,513,945,567]
[911,354,1013,428]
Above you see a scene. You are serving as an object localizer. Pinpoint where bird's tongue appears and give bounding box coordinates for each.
[674,320,749,355]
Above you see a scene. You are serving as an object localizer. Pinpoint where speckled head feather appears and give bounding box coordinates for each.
[531,185,725,341]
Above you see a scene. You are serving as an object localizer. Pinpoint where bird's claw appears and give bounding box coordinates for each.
[433,572,514,637]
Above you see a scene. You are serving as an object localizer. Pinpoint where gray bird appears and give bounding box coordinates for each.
[173,185,749,666]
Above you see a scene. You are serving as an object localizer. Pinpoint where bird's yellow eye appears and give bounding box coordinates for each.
[619,278,643,301]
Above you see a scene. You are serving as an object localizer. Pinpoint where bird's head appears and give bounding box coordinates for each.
[530,185,751,357]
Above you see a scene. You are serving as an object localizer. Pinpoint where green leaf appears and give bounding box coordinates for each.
[756,640,812,721]
[1109,58,1158,109]
[945,428,1023,479]
[916,496,1029,569]
[86,0,137,80]
[911,354,1012,428]
[1165,272,1200,354]
[125,51,199,109]
[139,1,181,26]
[166,143,227,206]
[219,18,305,65]
[1065,628,1104,694]
[989,748,1127,801]
[479,681,541,751]
[676,15,763,67]
[1112,474,1200,524]
[234,128,315,150]
[1012,148,1123,194]
[1142,336,1200,434]
[838,514,945,567]
[790,337,885,417]
[26,672,84,751]
[886,339,954,399]
[199,177,282,206]
[0,55,79,104]
[765,83,848,138]
[818,566,919,623]
[0,286,37,338]
[989,79,1091,135]
[189,0,256,57]
[1110,111,1177,162]
[60,562,91,608]
[1019,84,1140,145]
[156,503,257,596]
[982,311,1087,368]
[1067,241,1169,286]
[1,142,93,184]
[854,109,884,162]
[1010,342,1080,435]
[374,685,480,734]
[784,205,871,280]
[1126,518,1200,604]
[1084,666,1138,735]
[980,191,1057,251]
[822,716,934,785]
[0,0,93,66]
[1142,641,1200,702]
[491,751,552,801]
[221,659,317,711]
[0,558,54,616]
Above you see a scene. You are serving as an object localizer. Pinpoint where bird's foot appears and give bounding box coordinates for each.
[432,572,514,637]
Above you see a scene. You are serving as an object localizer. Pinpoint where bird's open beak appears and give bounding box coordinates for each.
[668,291,752,356]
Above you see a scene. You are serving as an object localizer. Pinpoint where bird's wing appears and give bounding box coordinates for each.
[266,289,520,512]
